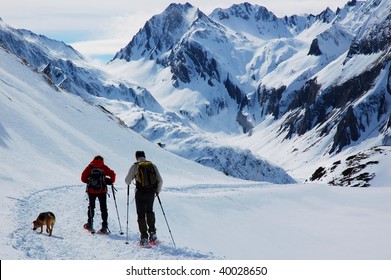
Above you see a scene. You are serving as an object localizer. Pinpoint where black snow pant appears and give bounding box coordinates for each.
[135,190,156,239]
[87,193,108,229]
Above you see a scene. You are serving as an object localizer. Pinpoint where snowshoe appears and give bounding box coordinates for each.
[148,240,159,246]
[97,228,110,235]
[148,232,158,245]
[83,223,95,234]
[139,238,152,248]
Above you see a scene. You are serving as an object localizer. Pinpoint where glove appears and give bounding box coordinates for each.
[105,177,113,185]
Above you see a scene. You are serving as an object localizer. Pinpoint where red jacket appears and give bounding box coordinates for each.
[81,159,116,194]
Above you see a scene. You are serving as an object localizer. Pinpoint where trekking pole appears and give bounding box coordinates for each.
[111,185,124,235]
[125,184,130,244]
[156,194,176,248]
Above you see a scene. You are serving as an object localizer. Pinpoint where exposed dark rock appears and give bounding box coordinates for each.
[308,147,383,187]
[168,42,220,85]
[288,78,321,112]
[308,38,322,56]
[224,76,244,105]
[309,166,327,181]
[331,106,361,153]
[257,85,285,119]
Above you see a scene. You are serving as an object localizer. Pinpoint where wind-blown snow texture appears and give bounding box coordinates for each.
[1,1,391,260]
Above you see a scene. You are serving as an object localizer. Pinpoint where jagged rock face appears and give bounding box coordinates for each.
[224,76,244,105]
[214,2,276,21]
[278,57,390,150]
[113,3,198,62]
[308,39,322,56]
[257,86,285,119]
[332,106,361,153]
[167,41,221,85]
[308,146,389,187]
[210,3,292,39]
[347,1,391,57]
[110,1,391,155]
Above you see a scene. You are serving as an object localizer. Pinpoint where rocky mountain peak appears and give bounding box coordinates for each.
[212,2,276,22]
[112,2,206,62]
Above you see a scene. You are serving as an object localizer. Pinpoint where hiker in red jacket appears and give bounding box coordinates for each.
[81,155,116,233]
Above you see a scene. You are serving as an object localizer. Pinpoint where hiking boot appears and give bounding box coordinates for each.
[98,228,110,234]
[140,238,149,247]
[83,223,93,231]
[149,232,157,242]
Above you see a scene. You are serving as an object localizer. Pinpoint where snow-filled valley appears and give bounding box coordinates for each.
[1,37,391,262]
[1,4,391,276]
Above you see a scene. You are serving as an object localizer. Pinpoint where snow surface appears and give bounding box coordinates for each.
[1,40,391,262]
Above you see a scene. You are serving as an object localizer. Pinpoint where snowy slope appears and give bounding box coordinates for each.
[1,45,391,261]
[0,46,244,258]
[106,0,391,182]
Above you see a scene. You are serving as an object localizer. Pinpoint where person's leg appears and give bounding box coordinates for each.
[98,193,108,230]
[87,193,97,228]
[135,191,148,240]
[145,192,156,235]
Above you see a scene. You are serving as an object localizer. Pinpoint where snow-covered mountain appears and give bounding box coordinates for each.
[1,1,391,262]
[1,42,390,261]
[108,0,391,182]
[0,18,162,112]
[1,0,390,185]
[0,16,294,183]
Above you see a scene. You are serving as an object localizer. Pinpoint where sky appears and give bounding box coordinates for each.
[2,0,352,63]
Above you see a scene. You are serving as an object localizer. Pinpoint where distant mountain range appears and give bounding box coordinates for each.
[1,0,390,185]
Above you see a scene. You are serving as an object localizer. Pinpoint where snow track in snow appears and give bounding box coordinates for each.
[11,185,215,260]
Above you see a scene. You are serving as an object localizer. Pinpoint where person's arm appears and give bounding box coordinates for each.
[125,164,136,185]
[154,165,163,193]
[81,165,91,184]
[105,165,116,183]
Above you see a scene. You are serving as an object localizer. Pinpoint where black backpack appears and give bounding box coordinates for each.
[136,161,157,190]
[87,166,106,191]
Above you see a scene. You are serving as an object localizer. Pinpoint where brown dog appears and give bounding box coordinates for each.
[32,212,56,236]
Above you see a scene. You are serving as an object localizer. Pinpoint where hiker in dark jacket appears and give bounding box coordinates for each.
[81,155,116,233]
[125,151,163,245]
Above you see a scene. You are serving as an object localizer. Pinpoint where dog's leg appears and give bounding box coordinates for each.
[39,226,43,234]
[49,223,53,236]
